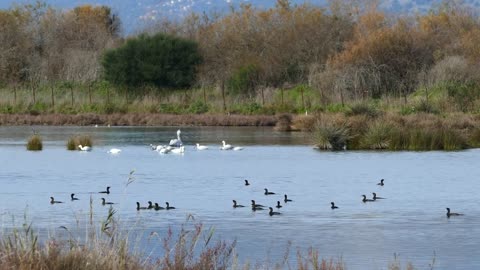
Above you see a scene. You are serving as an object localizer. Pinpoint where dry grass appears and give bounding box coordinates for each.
[26,135,42,151]
[66,135,93,150]
[0,113,277,126]
[310,112,478,151]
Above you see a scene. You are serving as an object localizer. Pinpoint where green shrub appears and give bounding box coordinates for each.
[187,101,209,114]
[313,119,350,150]
[360,121,393,149]
[67,135,93,150]
[345,103,379,118]
[325,103,346,113]
[414,100,439,114]
[27,135,42,151]
[226,64,260,96]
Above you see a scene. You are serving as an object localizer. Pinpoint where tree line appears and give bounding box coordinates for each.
[2,0,480,109]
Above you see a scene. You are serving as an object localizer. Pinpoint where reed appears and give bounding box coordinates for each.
[26,135,42,151]
[313,117,350,150]
[66,135,93,150]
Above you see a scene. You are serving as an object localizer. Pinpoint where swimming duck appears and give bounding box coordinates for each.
[166,202,176,210]
[362,195,374,203]
[70,193,79,201]
[372,192,386,200]
[233,200,245,208]
[331,202,338,209]
[244,179,250,186]
[377,179,384,186]
[78,145,91,151]
[147,201,154,209]
[276,201,283,209]
[195,143,208,150]
[264,188,275,195]
[136,202,147,210]
[101,198,114,205]
[284,194,293,203]
[50,197,63,204]
[446,208,464,218]
[251,200,265,208]
[269,207,281,216]
[220,141,234,150]
[154,203,165,210]
[99,186,110,194]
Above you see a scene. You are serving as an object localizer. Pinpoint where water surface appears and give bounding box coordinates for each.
[1,126,479,269]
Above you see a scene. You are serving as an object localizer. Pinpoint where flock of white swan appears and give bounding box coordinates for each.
[77,129,244,154]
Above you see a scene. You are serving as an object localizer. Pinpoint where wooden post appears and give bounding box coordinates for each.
[88,83,92,105]
[13,84,17,105]
[51,84,55,107]
[261,87,265,106]
[300,86,305,111]
[203,85,207,105]
[281,88,284,106]
[221,80,227,113]
[70,85,74,106]
[32,84,36,104]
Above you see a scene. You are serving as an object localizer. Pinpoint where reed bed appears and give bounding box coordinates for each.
[66,135,93,150]
[309,112,478,151]
[26,135,42,151]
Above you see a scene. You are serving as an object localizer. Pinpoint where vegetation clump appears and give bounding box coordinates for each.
[67,135,93,150]
[26,135,42,151]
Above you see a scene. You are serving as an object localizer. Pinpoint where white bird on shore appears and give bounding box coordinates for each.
[108,148,121,154]
[78,145,91,151]
[170,146,185,154]
[195,143,208,150]
[220,141,234,150]
[169,130,183,147]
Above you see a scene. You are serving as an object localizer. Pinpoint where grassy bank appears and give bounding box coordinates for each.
[293,111,480,151]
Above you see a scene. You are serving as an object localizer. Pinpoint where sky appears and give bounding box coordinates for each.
[1,0,479,33]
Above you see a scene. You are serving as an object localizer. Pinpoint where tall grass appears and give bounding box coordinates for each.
[26,135,42,151]
[67,135,93,150]
[311,113,473,151]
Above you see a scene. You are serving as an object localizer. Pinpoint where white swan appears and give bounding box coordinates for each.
[170,146,185,154]
[169,130,183,147]
[158,147,171,154]
[233,146,244,151]
[78,145,91,151]
[108,148,121,154]
[195,143,208,150]
[220,141,234,150]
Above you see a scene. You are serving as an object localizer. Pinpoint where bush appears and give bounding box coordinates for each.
[102,33,202,90]
[274,113,293,131]
[187,101,209,114]
[360,121,393,149]
[345,103,379,118]
[67,135,93,150]
[313,118,350,150]
[226,64,260,97]
[27,135,42,151]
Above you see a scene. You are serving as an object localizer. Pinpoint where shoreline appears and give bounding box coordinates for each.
[0,113,278,126]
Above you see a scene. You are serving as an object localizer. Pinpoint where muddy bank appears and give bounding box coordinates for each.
[0,113,278,126]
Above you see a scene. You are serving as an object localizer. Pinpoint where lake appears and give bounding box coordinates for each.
[1,126,479,269]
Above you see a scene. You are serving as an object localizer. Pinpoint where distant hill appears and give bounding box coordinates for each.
[2,0,479,34]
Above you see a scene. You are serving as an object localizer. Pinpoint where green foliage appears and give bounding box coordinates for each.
[360,121,393,149]
[345,102,379,117]
[325,103,346,113]
[187,101,209,114]
[67,135,93,150]
[444,81,480,112]
[313,119,350,150]
[27,135,42,151]
[102,33,202,90]
[226,64,260,96]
